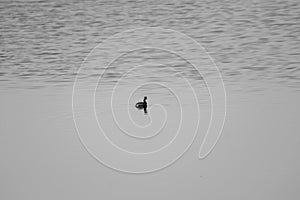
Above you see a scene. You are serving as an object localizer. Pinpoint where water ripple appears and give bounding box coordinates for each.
[0,0,299,91]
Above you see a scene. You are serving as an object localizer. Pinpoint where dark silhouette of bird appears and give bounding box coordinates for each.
[135,96,148,114]
[135,96,147,109]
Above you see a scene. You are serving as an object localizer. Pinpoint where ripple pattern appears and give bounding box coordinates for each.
[72,28,226,173]
[0,0,299,90]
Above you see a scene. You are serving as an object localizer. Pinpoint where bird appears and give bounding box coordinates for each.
[135,96,147,109]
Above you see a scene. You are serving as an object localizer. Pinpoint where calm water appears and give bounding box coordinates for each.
[1,1,300,199]
[0,0,299,91]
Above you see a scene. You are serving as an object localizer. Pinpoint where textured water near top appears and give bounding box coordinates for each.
[0,0,299,91]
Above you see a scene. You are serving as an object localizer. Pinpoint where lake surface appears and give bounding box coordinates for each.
[1,0,299,199]
[0,0,299,90]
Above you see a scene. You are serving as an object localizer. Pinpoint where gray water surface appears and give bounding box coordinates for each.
[1,0,299,90]
[1,1,300,200]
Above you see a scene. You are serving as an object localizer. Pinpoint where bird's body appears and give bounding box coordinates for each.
[135,96,147,109]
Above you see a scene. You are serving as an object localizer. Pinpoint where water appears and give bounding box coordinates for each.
[0,0,299,90]
[1,1,300,199]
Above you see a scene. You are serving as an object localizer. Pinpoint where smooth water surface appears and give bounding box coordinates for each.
[1,0,299,200]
